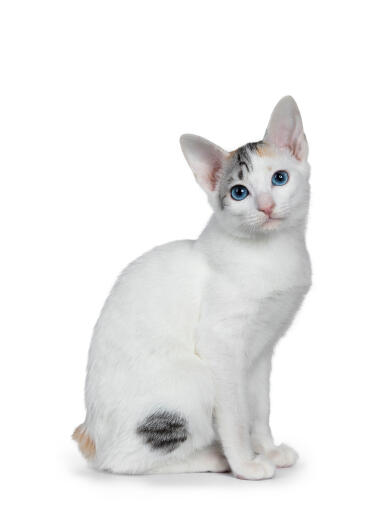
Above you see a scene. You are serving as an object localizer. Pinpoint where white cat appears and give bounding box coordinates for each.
[73,96,312,480]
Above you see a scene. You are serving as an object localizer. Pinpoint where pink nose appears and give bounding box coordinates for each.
[257,193,275,217]
[258,204,274,217]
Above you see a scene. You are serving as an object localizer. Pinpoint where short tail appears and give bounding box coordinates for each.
[72,424,96,459]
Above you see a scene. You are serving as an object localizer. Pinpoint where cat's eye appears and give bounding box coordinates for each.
[272,170,289,186]
[230,185,249,201]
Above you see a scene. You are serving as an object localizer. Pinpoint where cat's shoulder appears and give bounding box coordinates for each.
[119,239,208,280]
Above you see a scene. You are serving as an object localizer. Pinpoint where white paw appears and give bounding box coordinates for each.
[234,455,276,480]
[265,443,298,468]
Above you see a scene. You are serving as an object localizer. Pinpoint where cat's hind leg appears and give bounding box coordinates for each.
[85,354,217,475]
[150,444,229,474]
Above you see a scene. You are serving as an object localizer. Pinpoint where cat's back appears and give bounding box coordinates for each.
[90,239,207,354]
[116,239,206,305]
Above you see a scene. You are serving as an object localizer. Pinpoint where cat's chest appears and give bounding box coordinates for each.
[208,238,311,302]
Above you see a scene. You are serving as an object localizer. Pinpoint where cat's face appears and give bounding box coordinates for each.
[214,142,310,236]
[180,96,310,238]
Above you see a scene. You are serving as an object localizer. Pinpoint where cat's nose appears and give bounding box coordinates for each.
[258,205,274,217]
[257,194,275,217]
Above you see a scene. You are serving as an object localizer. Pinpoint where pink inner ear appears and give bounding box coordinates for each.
[275,125,292,148]
[208,160,222,191]
[268,123,306,161]
[264,98,307,161]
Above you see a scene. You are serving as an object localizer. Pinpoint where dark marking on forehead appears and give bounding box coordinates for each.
[247,141,262,153]
[236,141,264,168]
[217,140,265,209]
[236,145,252,168]
[238,160,249,175]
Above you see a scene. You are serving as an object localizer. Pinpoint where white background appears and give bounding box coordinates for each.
[1,1,382,509]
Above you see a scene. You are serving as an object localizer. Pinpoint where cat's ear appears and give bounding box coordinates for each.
[263,96,308,161]
[180,134,229,193]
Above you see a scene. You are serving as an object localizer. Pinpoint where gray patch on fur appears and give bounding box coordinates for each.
[218,141,263,209]
[236,145,253,169]
[247,141,263,153]
[137,410,188,453]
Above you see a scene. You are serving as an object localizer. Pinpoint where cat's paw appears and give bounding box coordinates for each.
[264,443,298,468]
[233,455,276,480]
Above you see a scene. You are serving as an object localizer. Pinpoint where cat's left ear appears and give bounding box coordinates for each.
[180,134,229,193]
[263,96,308,161]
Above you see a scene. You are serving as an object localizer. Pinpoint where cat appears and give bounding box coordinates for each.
[73,96,312,480]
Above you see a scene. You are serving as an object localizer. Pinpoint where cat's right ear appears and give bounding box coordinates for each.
[180,134,229,193]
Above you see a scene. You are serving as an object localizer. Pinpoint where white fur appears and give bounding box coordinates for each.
[79,97,312,480]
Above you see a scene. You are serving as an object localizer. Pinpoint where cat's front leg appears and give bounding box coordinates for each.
[249,349,298,468]
[198,325,275,480]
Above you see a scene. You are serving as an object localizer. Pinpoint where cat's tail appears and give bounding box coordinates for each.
[72,423,96,459]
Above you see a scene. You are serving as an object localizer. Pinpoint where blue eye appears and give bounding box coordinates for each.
[230,185,249,201]
[272,170,289,186]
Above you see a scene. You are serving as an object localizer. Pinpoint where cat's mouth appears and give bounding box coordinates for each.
[260,217,283,230]
[239,214,285,235]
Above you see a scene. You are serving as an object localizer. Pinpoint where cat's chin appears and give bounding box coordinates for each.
[224,218,285,239]
[259,218,283,232]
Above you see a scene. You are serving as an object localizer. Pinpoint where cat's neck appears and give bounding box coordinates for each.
[197,214,306,251]
[195,215,309,279]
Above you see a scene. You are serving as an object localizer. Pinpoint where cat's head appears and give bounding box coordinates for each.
[180,96,310,238]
